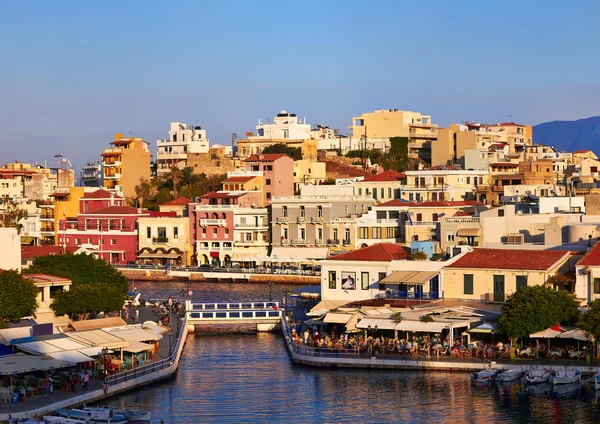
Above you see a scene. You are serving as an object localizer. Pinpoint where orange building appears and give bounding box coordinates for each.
[101,134,151,199]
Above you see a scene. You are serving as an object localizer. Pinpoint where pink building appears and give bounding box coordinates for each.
[244,154,294,204]
[190,192,241,266]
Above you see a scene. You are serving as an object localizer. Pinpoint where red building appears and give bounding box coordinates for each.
[57,189,150,264]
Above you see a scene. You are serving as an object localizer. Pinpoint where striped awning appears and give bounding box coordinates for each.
[457,228,481,237]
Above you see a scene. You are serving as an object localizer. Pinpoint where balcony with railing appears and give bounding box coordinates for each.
[291,239,309,245]
[153,237,168,243]
[327,239,340,245]
[199,219,227,227]
[296,216,305,223]
[444,217,480,223]
[280,239,290,246]
[310,216,323,223]
[315,239,324,246]
[342,239,352,245]
[276,216,289,224]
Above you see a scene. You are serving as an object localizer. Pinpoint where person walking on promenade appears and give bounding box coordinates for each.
[135,309,140,322]
[82,371,89,391]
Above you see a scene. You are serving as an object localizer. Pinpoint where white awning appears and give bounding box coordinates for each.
[122,341,154,353]
[356,318,396,331]
[66,329,129,349]
[309,299,349,314]
[381,271,438,285]
[46,350,94,363]
[0,327,32,345]
[17,341,64,355]
[77,346,105,357]
[394,320,449,333]
[270,247,329,261]
[0,354,75,376]
[323,313,353,324]
[104,327,161,342]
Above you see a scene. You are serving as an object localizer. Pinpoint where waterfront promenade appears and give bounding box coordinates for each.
[0,308,188,421]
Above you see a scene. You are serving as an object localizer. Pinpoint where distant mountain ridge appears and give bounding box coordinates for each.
[533,116,600,154]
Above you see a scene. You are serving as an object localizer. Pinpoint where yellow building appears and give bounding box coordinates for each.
[347,109,438,162]
[137,216,192,266]
[404,168,490,203]
[443,248,571,302]
[50,187,86,245]
[431,124,501,167]
[293,159,326,192]
[486,122,532,153]
[101,134,151,199]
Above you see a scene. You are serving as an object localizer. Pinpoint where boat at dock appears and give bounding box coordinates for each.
[83,406,150,422]
[497,368,523,383]
[551,370,581,385]
[525,368,552,384]
[471,369,498,384]
[56,407,129,423]
[43,417,89,424]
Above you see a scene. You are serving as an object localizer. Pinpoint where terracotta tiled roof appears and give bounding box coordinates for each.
[21,245,62,259]
[200,191,244,199]
[578,242,600,267]
[447,248,569,270]
[223,176,256,183]
[494,122,526,127]
[245,154,290,162]
[161,197,192,206]
[50,192,69,197]
[361,170,406,182]
[85,206,144,215]
[326,243,411,262]
[325,161,372,178]
[82,189,122,199]
[573,150,593,154]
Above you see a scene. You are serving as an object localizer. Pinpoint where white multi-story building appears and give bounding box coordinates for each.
[232,207,270,260]
[157,122,210,177]
[249,110,311,140]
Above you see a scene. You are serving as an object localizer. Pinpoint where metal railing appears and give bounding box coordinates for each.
[188,309,282,320]
[152,237,168,243]
[191,301,279,310]
[104,316,187,388]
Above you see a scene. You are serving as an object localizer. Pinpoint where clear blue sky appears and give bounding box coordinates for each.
[1,0,599,171]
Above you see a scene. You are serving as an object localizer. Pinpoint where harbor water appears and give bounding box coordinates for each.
[110,281,600,423]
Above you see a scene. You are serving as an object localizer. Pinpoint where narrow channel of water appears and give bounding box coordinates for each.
[108,281,600,423]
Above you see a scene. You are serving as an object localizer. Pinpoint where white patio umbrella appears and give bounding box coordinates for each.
[530,327,564,358]
[558,329,590,356]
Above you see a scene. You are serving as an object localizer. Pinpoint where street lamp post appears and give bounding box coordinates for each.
[268,282,274,302]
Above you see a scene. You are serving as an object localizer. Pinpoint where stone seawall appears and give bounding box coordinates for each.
[119,268,320,285]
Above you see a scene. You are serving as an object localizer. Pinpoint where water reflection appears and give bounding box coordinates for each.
[108,281,600,423]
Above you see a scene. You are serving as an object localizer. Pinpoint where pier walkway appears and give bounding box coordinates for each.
[185,301,283,332]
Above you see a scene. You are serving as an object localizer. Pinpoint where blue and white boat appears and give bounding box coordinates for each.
[471,369,498,384]
[525,368,552,384]
[497,368,523,383]
[56,408,128,423]
[83,406,150,422]
[551,370,581,385]
[43,417,89,424]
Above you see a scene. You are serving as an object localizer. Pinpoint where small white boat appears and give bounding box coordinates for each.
[83,407,149,422]
[525,368,552,384]
[43,417,89,424]
[57,407,128,423]
[471,369,498,384]
[551,370,581,385]
[9,419,45,424]
[497,368,523,382]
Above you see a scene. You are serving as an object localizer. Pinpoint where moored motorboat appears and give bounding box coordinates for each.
[8,419,44,424]
[551,370,581,385]
[497,368,523,383]
[43,417,89,424]
[525,368,552,384]
[57,407,128,423]
[83,406,150,422]
[471,368,498,384]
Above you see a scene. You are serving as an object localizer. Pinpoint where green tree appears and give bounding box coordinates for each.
[23,253,128,320]
[391,312,403,324]
[545,274,573,291]
[0,270,38,327]
[261,144,301,160]
[497,285,580,343]
[410,251,428,261]
[579,300,600,340]
[0,197,28,234]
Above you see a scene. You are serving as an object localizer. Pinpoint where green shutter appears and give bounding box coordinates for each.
[464,274,474,295]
